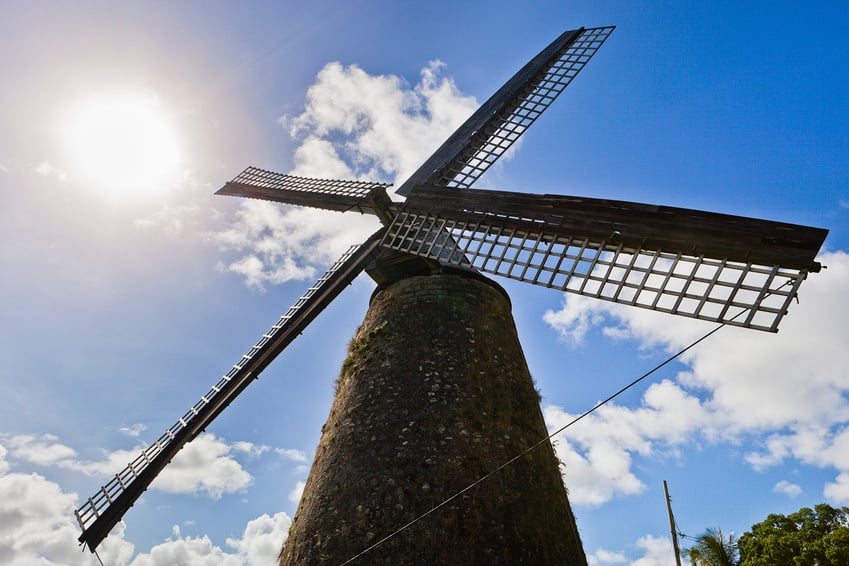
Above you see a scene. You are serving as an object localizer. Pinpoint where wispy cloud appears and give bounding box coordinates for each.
[118,423,148,438]
[34,161,66,181]
[135,202,201,235]
[232,441,270,458]
[288,480,306,504]
[588,547,627,564]
[275,447,308,462]
[543,295,607,346]
[773,479,803,497]
[211,203,375,291]
[1,433,77,467]
[1,432,259,499]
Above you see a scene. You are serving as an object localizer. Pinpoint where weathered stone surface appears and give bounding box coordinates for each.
[280,272,586,565]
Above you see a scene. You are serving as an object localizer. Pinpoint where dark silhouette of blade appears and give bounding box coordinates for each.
[75,231,384,553]
[382,186,828,331]
[395,26,615,197]
[218,166,394,219]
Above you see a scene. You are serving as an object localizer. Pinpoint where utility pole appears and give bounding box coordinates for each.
[664,480,683,566]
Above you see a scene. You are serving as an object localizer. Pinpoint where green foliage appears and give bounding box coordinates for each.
[737,503,849,566]
[687,528,739,566]
[338,319,389,389]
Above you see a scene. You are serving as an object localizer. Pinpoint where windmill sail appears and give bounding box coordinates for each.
[217,166,393,218]
[382,187,828,332]
[395,26,615,196]
[75,231,384,552]
[75,21,829,555]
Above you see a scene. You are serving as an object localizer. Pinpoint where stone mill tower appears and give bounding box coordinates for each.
[279,270,587,564]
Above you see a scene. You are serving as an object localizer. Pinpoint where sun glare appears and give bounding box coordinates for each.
[63,92,180,201]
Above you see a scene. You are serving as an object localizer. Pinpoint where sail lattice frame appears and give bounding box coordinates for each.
[396,26,615,196]
[381,210,809,332]
[440,26,615,189]
[217,166,392,215]
[228,166,389,198]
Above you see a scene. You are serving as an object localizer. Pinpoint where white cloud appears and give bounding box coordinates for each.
[542,251,849,506]
[544,379,712,506]
[275,448,308,462]
[225,512,292,566]
[825,472,849,503]
[289,136,356,180]
[588,547,627,564]
[216,60,478,289]
[232,441,270,458]
[773,479,803,497]
[1,433,77,467]
[34,161,66,181]
[744,424,849,472]
[0,454,134,565]
[4,432,257,499]
[119,424,148,438]
[0,434,157,481]
[631,534,676,566]
[288,60,477,187]
[288,480,305,504]
[126,512,291,566]
[543,295,606,346]
[1,434,293,565]
[153,434,254,499]
[212,201,379,291]
[589,535,676,566]
[135,202,201,235]
[128,531,242,566]
[0,445,8,475]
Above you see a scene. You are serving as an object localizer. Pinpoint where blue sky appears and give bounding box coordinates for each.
[1,1,847,564]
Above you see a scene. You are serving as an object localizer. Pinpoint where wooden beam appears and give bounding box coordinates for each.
[406,186,828,271]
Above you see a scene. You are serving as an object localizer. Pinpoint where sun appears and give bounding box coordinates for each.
[63,91,180,201]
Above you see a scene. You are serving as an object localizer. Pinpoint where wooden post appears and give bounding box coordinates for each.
[664,480,683,566]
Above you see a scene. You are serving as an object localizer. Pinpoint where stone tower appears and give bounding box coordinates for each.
[280,271,586,565]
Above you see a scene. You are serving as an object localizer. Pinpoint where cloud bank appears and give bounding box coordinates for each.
[0,435,299,565]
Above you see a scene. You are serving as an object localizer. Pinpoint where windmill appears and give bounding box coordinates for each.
[75,26,828,562]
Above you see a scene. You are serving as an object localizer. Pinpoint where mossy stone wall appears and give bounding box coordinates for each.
[280,272,586,565]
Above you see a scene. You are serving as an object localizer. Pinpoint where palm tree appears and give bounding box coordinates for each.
[687,528,739,566]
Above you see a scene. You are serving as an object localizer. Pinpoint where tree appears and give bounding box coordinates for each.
[687,528,739,566]
[737,503,849,566]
